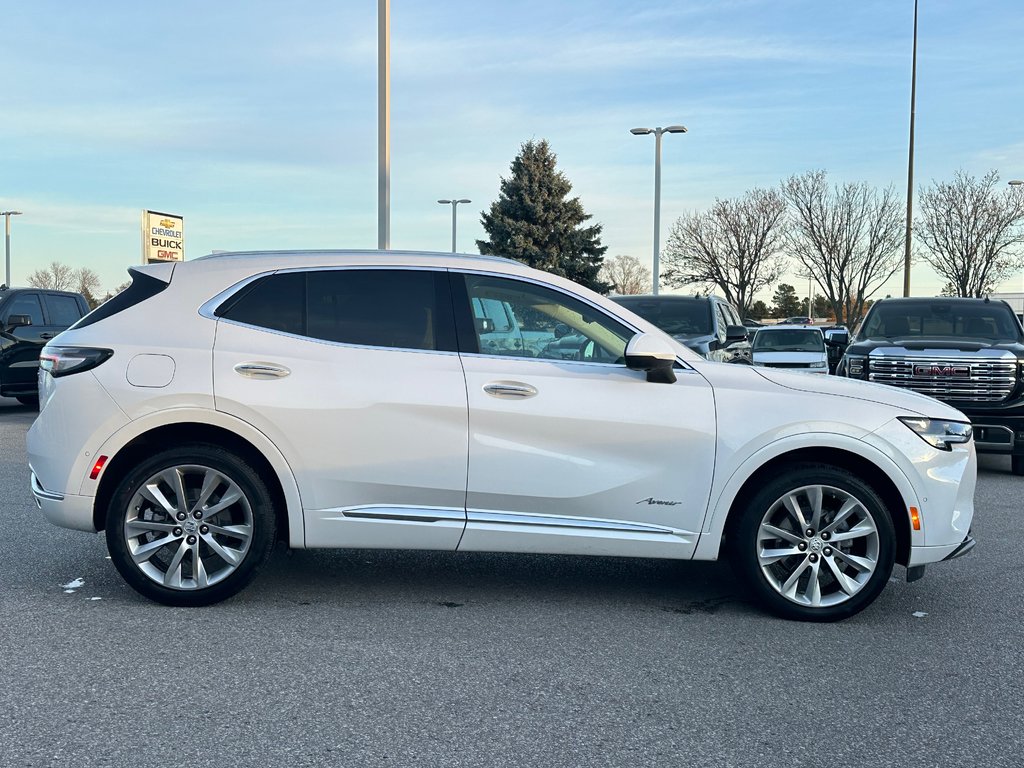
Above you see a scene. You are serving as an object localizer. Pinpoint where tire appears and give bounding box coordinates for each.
[1011,455,1024,476]
[16,395,39,409]
[728,463,896,622]
[105,444,277,606]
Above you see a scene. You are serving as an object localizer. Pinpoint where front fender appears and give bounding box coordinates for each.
[693,431,923,560]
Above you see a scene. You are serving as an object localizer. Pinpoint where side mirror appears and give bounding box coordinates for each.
[625,333,677,384]
[475,317,495,334]
[725,324,748,344]
[5,314,32,331]
[825,331,849,346]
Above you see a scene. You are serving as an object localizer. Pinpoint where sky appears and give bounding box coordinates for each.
[2,0,1023,302]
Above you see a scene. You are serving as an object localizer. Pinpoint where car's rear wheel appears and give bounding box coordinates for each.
[105,445,276,606]
[729,464,895,621]
[1011,455,1024,476]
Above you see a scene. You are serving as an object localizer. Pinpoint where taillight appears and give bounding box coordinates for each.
[39,346,113,378]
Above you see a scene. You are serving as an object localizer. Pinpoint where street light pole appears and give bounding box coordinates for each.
[2,211,23,288]
[378,0,390,250]
[631,125,687,295]
[902,0,919,297]
[437,199,471,253]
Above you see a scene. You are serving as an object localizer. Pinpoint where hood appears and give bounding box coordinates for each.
[850,337,1024,354]
[748,366,967,420]
[672,332,714,349]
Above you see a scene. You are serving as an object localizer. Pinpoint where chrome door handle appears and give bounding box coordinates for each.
[233,362,291,380]
[483,382,538,399]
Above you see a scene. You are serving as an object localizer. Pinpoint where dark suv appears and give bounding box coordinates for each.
[838,296,1024,473]
[611,294,751,363]
[0,286,90,407]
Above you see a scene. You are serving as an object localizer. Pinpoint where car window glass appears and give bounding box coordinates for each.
[715,303,729,340]
[6,293,44,326]
[754,329,825,352]
[44,294,85,326]
[307,270,452,351]
[464,275,632,363]
[615,298,712,336]
[219,272,306,336]
[860,302,1021,341]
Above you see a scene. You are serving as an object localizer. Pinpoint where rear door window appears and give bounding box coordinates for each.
[43,294,86,326]
[219,269,456,352]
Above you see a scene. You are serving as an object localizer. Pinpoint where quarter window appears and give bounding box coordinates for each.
[219,269,455,352]
[462,275,632,363]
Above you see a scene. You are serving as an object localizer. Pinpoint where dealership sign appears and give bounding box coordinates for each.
[142,210,184,263]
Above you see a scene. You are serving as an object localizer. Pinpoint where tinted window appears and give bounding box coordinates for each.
[306,270,452,351]
[220,272,306,336]
[220,269,455,352]
[860,302,1021,342]
[464,275,631,363]
[6,293,44,326]
[754,328,825,352]
[72,268,169,330]
[615,298,712,336]
[44,294,85,326]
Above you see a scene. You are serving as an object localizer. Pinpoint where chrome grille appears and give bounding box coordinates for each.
[868,355,1017,402]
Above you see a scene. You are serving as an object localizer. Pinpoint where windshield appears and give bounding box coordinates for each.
[753,328,825,352]
[860,302,1022,341]
[615,299,712,335]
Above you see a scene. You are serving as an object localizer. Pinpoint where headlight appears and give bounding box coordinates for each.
[898,417,973,451]
[844,354,865,377]
[810,361,827,368]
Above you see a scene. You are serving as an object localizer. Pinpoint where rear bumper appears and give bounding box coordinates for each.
[30,470,97,532]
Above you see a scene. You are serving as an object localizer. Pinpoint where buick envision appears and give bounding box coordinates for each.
[27,251,976,620]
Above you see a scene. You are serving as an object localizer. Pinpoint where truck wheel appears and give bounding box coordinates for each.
[1012,456,1024,476]
[105,444,277,606]
[729,463,896,621]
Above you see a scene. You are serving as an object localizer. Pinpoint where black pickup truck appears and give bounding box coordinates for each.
[837,296,1024,473]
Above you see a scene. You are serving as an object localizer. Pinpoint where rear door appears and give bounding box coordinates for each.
[212,267,469,550]
[0,291,49,392]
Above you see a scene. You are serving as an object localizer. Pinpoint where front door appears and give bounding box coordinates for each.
[452,273,717,560]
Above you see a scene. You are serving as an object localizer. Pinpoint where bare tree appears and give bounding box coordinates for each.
[27,261,76,291]
[661,187,788,316]
[600,255,652,295]
[916,170,1024,297]
[783,170,904,325]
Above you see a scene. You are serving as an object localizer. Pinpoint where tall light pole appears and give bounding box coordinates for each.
[631,125,687,295]
[902,0,919,297]
[2,211,23,288]
[437,199,471,253]
[378,0,390,250]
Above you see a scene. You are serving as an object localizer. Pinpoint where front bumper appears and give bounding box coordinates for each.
[30,471,97,532]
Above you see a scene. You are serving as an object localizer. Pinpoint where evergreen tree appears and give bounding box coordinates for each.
[478,139,610,292]
[771,283,802,318]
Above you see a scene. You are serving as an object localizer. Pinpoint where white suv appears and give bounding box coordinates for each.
[27,251,977,620]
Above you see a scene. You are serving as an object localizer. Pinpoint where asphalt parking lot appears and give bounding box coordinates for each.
[1,395,1020,768]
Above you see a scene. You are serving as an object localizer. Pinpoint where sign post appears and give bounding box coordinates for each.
[141,210,184,264]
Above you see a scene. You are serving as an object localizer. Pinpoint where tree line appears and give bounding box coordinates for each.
[476,140,1024,325]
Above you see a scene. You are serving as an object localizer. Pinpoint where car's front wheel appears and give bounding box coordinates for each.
[729,464,896,621]
[105,445,277,606]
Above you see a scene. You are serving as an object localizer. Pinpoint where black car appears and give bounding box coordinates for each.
[611,294,751,364]
[837,296,1024,473]
[0,286,90,407]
